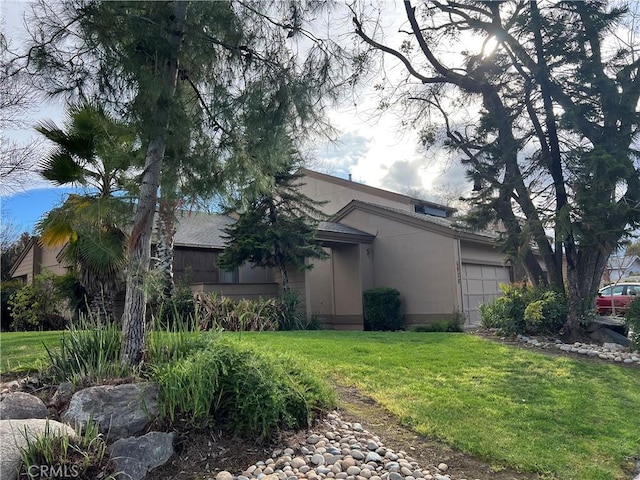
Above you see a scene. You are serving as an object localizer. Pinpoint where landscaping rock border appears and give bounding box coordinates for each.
[212,412,464,480]
[513,333,640,365]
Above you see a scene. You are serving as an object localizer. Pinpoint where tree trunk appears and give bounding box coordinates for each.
[279,263,289,292]
[121,0,188,366]
[156,198,178,298]
[563,238,610,340]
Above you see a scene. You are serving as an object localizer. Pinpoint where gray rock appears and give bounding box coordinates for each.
[51,382,74,408]
[352,423,363,431]
[308,434,322,444]
[351,450,365,461]
[312,454,326,466]
[109,431,174,480]
[367,441,379,451]
[365,452,382,463]
[217,471,234,480]
[624,358,635,364]
[0,419,75,480]
[388,472,404,480]
[291,457,307,469]
[0,392,49,420]
[62,382,159,440]
[590,328,631,347]
[437,463,448,471]
[401,467,413,476]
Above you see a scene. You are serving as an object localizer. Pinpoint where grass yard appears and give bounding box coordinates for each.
[241,331,640,480]
[0,330,63,374]
[1,330,638,479]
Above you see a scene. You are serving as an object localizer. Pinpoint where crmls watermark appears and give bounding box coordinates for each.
[21,464,80,479]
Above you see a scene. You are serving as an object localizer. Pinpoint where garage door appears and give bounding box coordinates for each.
[461,263,511,327]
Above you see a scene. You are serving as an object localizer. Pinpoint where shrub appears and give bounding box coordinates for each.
[625,297,640,352]
[523,290,567,334]
[1,279,24,331]
[480,283,567,336]
[363,287,404,331]
[154,281,196,330]
[18,420,116,480]
[411,312,464,333]
[153,337,335,439]
[44,317,130,384]
[195,292,279,332]
[53,272,88,321]
[8,271,67,331]
[276,289,303,330]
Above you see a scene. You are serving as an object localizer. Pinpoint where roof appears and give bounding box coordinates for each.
[332,200,499,244]
[172,211,236,249]
[171,213,375,249]
[299,168,457,215]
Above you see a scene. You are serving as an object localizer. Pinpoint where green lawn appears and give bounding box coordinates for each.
[0,331,63,374]
[1,330,639,479]
[241,332,640,480]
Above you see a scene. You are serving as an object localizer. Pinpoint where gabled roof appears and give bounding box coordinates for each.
[299,168,457,216]
[332,200,498,244]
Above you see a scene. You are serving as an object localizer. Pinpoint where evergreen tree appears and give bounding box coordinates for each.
[12,0,347,363]
[219,166,328,292]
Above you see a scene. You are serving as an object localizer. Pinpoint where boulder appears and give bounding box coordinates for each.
[589,327,631,348]
[109,431,174,480]
[50,382,74,409]
[0,419,75,480]
[0,392,49,420]
[62,382,159,441]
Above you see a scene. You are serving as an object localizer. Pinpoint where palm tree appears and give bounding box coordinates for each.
[36,103,136,322]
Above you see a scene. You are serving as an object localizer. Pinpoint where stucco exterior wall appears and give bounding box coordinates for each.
[338,210,460,324]
[459,240,509,266]
[307,249,333,317]
[299,174,412,216]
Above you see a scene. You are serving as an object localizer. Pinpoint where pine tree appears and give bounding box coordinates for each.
[219,166,328,292]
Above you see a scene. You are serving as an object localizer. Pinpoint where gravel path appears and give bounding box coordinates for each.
[213,412,472,480]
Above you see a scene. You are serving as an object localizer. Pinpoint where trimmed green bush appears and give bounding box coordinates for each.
[363,287,404,331]
[480,283,567,336]
[625,297,640,352]
[153,337,336,439]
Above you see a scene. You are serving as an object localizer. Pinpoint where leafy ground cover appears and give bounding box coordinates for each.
[242,331,640,480]
[1,330,639,479]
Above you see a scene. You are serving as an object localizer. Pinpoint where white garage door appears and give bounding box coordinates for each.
[461,263,511,327]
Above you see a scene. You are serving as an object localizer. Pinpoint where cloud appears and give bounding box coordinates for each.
[380,159,425,194]
[311,131,371,177]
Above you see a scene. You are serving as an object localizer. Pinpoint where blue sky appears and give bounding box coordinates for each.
[2,187,81,234]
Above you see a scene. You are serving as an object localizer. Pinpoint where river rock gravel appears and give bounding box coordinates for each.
[211,412,471,480]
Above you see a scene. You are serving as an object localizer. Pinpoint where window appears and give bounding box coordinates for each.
[219,268,239,284]
[611,285,625,296]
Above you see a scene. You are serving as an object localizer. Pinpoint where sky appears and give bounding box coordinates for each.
[0,0,471,235]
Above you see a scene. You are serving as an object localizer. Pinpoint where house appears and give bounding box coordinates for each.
[603,254,640,284]
[10,169,512,329]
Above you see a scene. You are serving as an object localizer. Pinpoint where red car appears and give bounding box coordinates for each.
[596,282,640,315]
